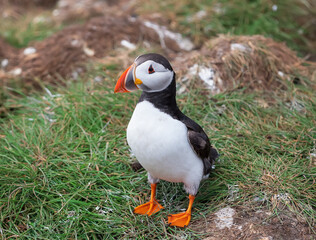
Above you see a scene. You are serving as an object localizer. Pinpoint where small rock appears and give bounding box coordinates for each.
[71,70,79,80]
[71,39,80,47]
[120,40,136,50]
[33,15,49,24]
[230,43,250,52]
[1,59,8,68]
[83,45,95,56]
[52,9,60,17]
[278,71,284,77]
[94,76,102,82]
[272,5,278,11]
[23,47,37,55]
[10,68,22,76]
[214,207,235,229]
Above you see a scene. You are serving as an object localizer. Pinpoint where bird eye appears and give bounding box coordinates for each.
[148,64,155,74]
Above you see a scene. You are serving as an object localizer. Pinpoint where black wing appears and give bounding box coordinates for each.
[179,114,219,175]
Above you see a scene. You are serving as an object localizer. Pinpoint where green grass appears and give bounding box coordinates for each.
[0,10,63,48]
[0,69,315,238]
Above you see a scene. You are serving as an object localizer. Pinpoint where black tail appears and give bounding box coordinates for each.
[131,162,143,172]
[204,147,219,175]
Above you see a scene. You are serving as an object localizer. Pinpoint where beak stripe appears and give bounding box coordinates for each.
[114,64,134,93]
[125,66,139,91]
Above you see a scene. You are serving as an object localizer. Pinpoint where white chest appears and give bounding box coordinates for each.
[126,101,203,184]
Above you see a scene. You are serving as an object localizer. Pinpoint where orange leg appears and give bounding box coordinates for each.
[134,183,164,216]
[168,195,195,228]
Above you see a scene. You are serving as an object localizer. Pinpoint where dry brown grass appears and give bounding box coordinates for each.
[174,35,316,94]
[206,35,316,90]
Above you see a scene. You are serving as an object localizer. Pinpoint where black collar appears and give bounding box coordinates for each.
[138,74,181,119]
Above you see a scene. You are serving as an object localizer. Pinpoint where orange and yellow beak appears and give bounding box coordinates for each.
[114,63,142,93]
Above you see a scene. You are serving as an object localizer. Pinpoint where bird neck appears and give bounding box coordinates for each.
[139,74,180,117]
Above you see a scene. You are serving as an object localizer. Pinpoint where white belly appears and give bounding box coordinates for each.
[127,101,203,186]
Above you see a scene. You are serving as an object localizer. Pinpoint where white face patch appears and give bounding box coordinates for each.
[135,60,174,92]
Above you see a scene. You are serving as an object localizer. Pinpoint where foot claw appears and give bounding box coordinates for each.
[134,200,164,216]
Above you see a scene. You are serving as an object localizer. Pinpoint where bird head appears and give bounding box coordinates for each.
[114,53,174,93]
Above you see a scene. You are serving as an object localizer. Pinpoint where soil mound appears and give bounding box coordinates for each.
[175,35,316,93]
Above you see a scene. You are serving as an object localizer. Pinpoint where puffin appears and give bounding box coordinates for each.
[114,53,218,227]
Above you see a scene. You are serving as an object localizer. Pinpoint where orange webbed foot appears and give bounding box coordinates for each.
[168,212,191,227]
[134,183,164,216]
[168,195,195,228]
[134,200,164,216]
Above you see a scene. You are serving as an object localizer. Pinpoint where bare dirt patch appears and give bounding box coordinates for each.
[191,206,314,240]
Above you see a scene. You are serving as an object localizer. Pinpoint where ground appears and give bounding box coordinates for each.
[0,0,315,239]
[191,207,313,240]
